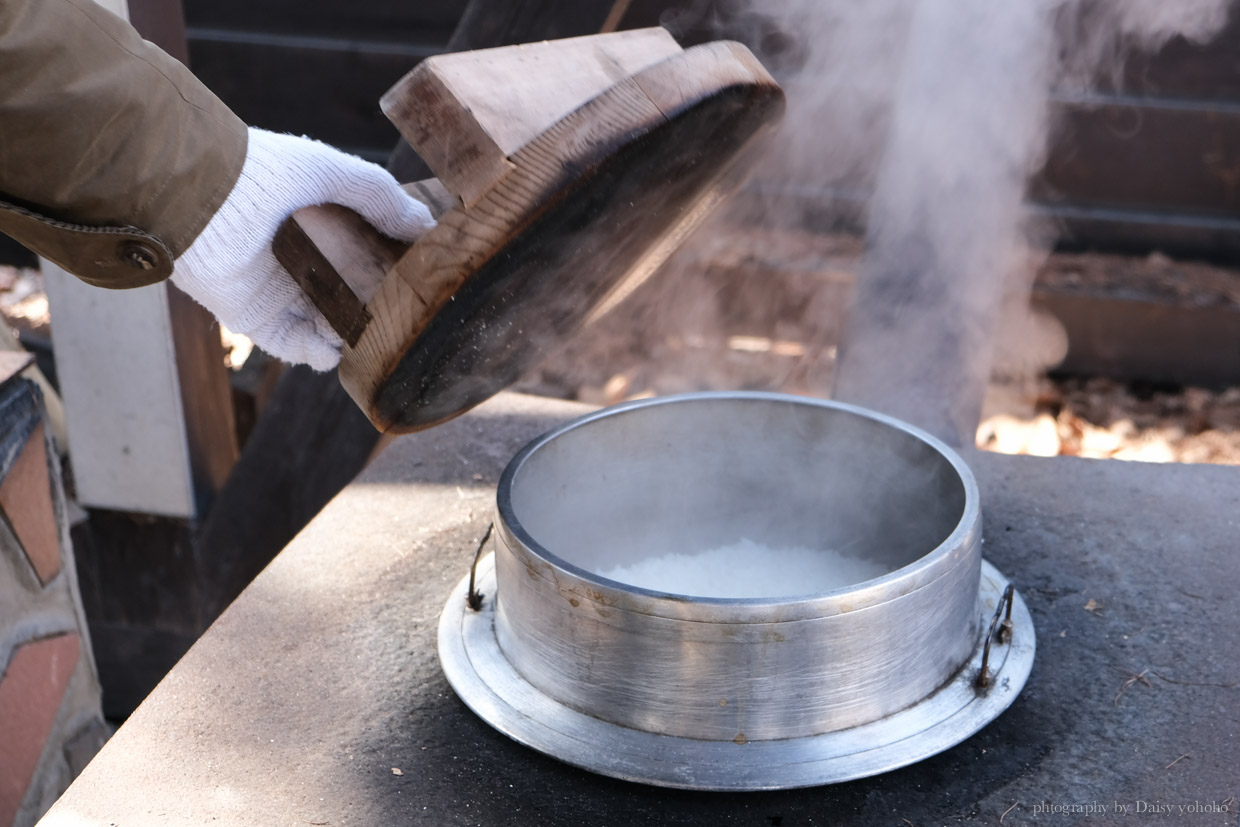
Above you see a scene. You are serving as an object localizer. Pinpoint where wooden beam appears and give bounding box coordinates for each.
[446,0,631,51]
[181,0,463,43]
[166,286,239,514]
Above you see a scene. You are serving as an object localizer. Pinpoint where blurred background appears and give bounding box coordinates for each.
[7,0,1240,465]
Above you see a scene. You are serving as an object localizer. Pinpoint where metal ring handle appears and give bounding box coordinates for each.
[466,523,494,611]
[976,583,1016,689]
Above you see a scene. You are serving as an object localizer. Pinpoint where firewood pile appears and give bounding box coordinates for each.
[978,377,1240,464]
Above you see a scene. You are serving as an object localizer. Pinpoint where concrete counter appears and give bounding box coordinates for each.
[39,393,1239,826]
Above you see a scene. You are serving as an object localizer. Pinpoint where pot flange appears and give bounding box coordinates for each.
[437,554,1034,791]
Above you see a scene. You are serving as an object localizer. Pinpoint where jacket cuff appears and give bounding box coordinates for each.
[0,0,249,286]
[0,199,173,288]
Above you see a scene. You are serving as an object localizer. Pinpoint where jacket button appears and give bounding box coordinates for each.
[119,241,159,271]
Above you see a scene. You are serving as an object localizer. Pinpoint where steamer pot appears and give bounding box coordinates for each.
[438,392,1034,789]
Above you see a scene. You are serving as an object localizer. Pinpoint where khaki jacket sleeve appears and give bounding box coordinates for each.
[0,0,247,288]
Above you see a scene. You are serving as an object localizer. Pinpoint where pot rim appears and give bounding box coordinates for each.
[496,391,981,616]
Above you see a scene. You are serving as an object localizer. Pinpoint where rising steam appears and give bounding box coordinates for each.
[750,0,1232,443]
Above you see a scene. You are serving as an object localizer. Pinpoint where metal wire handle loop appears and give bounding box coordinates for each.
[976,583,1016,689]
[467,523,494,611]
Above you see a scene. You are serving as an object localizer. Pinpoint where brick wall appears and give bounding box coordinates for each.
[0,356,106,827]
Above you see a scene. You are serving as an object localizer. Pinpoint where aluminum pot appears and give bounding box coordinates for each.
[492,391,982,742]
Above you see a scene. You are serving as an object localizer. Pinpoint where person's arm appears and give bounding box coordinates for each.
[0,0,246,287]
[0,0,433,369]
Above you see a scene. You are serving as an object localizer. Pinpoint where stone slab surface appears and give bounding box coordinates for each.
[39,393,1240,826]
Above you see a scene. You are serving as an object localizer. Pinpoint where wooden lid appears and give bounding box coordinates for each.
[276,33,784,433]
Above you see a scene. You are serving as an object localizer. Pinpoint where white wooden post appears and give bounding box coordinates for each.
[43,268,199,517]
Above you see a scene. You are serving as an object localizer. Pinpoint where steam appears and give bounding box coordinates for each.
[750,0,1233,443]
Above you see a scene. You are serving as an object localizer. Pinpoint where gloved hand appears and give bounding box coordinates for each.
[173,128,435,371]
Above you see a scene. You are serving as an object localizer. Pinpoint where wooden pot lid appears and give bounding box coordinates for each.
[275,30,785,433]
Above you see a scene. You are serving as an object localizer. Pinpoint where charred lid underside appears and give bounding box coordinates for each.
[376,83,785,432]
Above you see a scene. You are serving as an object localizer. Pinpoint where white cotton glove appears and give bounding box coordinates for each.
[173,128,435,371]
